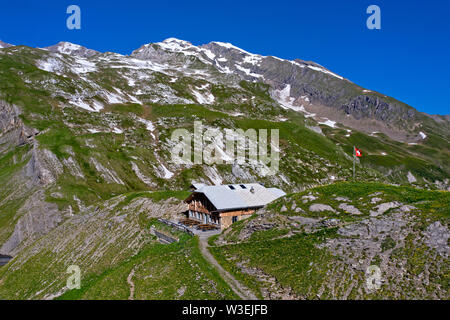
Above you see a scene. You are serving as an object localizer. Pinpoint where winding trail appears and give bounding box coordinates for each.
[198,236,257,300]
[127,268,136,300]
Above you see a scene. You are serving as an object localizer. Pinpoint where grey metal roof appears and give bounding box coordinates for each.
[191,183,206,190]
[192,183,286,211]
[267,187,286,198]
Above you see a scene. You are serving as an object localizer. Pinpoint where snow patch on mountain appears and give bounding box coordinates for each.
[306,65,343,80]
[103,89,128,104]
[214,62,233,74]
[126,76,136,86]
[300,95,310,103]
[126,94,142,105]
[37,52,97,75]
[212,41,254,55]
[69,99,98,112]
[290,60,306,68]
[273,84,307,113]
[407,171,417,183]
[109,56,169,73]
[157,38,193,51]
[159,164,174,179]
[274,85,296,109]
[200,48,216,60]
[136,117,156,139]
[153,38,216,65]
[55,42,83,54]
[71,58,97,74]
[235,64,263,78]
[92,100,104,112]
[136,118,155,131]
[192,88,215,104]
[242,54,262,65]
[318,119,337,128]
[37,57,64,73]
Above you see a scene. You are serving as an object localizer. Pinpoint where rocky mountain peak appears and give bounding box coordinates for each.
[44,41,99,58]
[159,37,194,48]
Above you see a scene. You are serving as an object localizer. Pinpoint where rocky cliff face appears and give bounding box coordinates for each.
[0,100,37,154]
[0,190,62,255]
[340,94,415,122]
[0,100,70,255]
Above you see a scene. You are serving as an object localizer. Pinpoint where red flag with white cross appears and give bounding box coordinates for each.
[355,147,362,157]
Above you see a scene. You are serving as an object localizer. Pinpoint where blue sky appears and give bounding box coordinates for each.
[1,0,449,115]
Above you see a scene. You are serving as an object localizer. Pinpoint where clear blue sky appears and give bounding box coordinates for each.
[1,0,449,115]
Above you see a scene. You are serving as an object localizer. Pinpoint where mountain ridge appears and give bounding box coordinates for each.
[3,38,448,115]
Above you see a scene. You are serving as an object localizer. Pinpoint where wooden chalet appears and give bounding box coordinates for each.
[184,183,285,230]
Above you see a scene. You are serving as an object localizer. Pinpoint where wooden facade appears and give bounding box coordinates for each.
[185,193,256,230]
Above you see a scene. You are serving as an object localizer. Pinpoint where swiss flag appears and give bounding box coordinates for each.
[355,147,362,157]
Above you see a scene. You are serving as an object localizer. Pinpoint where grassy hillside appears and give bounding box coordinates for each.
[58,221,237,300]
[209,182,449,299]
[0,197,237,300]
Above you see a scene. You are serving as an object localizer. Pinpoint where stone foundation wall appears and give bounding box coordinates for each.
[220,213,253,230]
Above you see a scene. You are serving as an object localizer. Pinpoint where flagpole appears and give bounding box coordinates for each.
[353,146,355,181]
